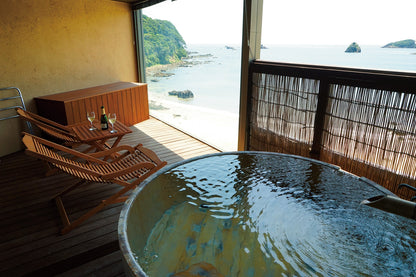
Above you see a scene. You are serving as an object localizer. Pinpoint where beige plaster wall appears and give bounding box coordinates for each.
[0,0,138,157]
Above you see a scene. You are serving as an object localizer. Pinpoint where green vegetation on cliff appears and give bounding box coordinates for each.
[143,15,187,67]
[382,39,416,48]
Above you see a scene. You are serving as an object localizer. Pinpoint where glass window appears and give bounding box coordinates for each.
[141,0,244,150]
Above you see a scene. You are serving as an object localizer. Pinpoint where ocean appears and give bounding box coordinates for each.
[147,44,242,114]
[146,44,416,150]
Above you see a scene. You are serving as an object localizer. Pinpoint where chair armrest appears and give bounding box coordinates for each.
[89,144,144,162]
[136,145,164,164]
[101,162,156,180]
[89,145,136,158]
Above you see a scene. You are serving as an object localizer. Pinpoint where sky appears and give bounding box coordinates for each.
[143,0,415,46]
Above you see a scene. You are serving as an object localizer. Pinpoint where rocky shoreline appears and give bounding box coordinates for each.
[146,52,214,81]
[146,63,181,78]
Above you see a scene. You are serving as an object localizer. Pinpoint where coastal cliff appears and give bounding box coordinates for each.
[143,15,187,67]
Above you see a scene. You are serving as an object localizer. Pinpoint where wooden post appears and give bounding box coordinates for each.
[310,79,330,159]
[238,0,263,151]
[133,9,146,83]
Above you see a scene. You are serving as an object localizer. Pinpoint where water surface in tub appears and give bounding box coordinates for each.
[133,154,416,276]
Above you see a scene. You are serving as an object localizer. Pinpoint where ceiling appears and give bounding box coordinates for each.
[112,0,168,10]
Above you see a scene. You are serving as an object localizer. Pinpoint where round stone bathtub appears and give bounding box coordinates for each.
[118,152,416,277]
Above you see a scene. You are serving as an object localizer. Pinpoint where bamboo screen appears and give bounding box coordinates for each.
[321,85,416,196]
[249,72,319,156]
[248,68,416,199]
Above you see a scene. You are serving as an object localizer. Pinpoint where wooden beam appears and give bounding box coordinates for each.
[133,9,146,83]
[238,0,263,151]
[310,79,330,160]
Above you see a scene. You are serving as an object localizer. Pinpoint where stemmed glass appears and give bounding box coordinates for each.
[109,113,117,133]
[87,111,96,131]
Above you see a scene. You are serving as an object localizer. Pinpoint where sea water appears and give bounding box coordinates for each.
[146,44,416,150]
[261,44,416,72]
[147,45,242,113]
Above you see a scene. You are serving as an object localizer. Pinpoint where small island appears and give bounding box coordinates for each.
[345,42,361,53]
[382,39,416,48]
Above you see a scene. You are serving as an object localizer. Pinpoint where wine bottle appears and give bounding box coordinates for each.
[100,106,108,130]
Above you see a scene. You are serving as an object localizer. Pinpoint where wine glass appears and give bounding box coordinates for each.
[87,111,96,131]
[109,113,117,133]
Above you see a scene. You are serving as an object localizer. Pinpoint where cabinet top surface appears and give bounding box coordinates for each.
[35,82,146,102]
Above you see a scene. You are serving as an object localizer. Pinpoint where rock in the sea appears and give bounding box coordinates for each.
[168,90,194,99]
[345,42,361,53]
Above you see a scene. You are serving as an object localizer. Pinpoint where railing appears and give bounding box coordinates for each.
[247,60,416,199]
[0,87,33,133]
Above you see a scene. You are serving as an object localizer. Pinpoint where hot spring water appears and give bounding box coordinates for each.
[119,153,416,276]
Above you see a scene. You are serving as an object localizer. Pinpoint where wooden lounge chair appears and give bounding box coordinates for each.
[16,107,108,153]
[17,107,79,145]
[17,107,117,174]
[22,132,167,234]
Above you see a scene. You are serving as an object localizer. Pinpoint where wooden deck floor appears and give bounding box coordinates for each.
[0,117,220,276]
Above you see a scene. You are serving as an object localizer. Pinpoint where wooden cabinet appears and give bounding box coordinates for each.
[34,82,149,126]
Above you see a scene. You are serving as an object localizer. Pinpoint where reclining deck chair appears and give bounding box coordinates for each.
[16,107,109,152]
[22,132,167,234]
[17,107,118,175]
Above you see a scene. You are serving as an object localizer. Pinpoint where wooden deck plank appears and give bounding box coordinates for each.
[0,207,121,256]
[0,117,220,276]
[55,251,124,277]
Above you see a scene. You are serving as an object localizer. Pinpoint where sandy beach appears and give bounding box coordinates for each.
[149,97,239,151]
